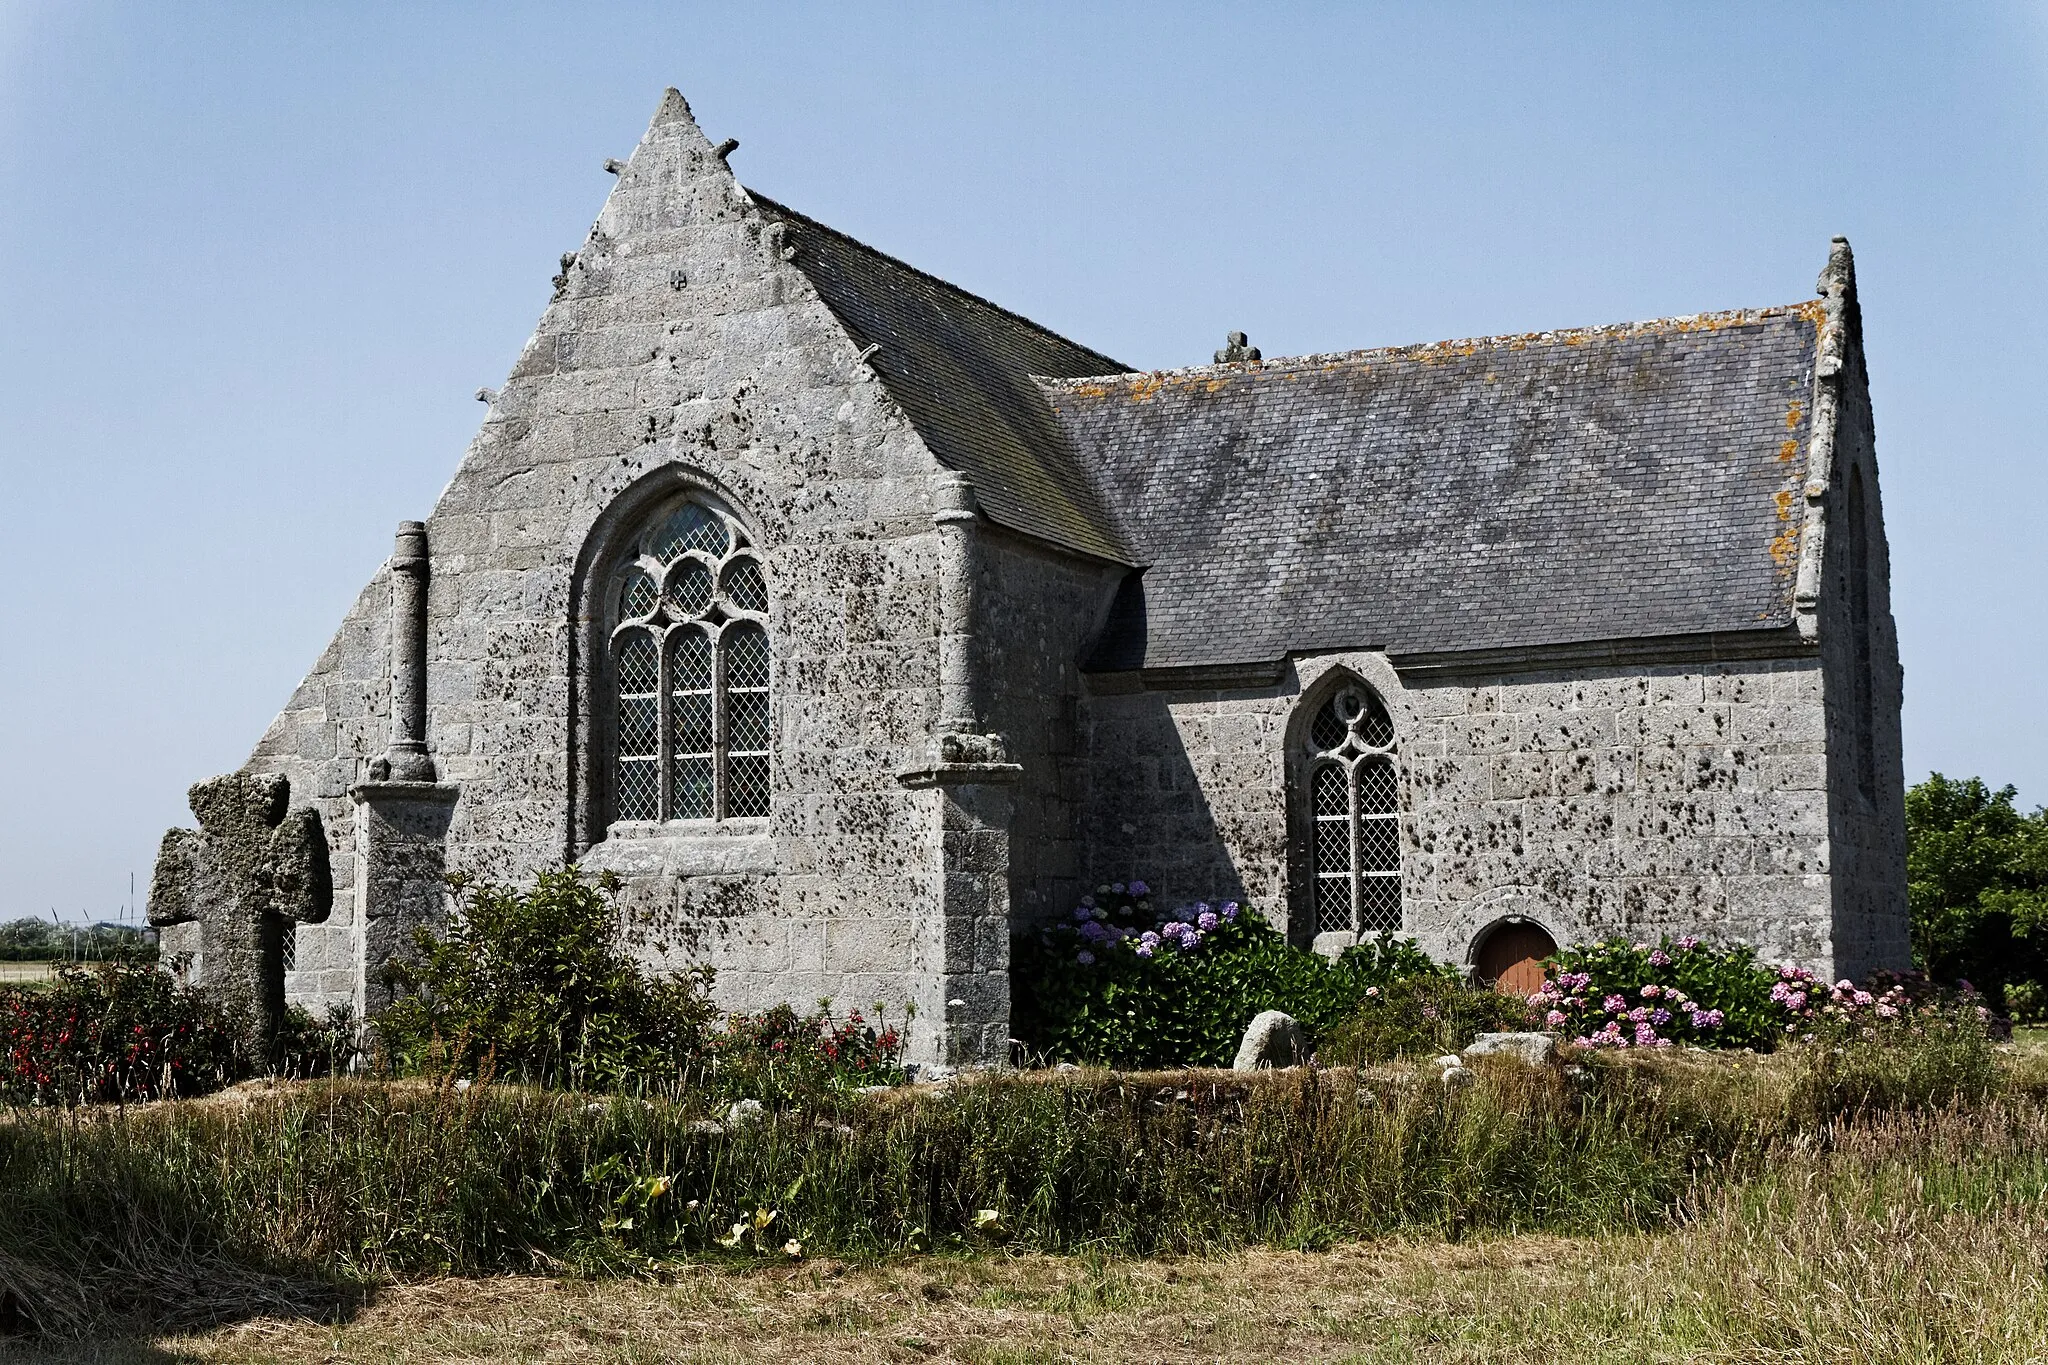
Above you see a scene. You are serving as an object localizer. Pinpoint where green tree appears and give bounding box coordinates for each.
[1907,773,2048,1005]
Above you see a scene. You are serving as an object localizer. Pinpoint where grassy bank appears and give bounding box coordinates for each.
[3,1032,2041,1344]
[13,1109,2048,1363]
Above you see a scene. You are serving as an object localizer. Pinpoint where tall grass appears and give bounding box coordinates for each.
[0,1022,2035,1340]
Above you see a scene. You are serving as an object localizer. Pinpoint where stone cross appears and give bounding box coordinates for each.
[1214,331,1261,363]
[149,772,332,1052]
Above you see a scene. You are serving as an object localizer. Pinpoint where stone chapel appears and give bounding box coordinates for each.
[154,89,1908,1066]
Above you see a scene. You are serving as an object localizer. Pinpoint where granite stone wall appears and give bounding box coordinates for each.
[1817,347,1910,980]
[974,530,1124,928]
[1082,649,1861,977]
[245,91,967,1058]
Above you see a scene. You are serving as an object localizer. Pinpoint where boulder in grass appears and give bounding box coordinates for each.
[1463,1032,1559,1067]
[1233,1010,1304,1070]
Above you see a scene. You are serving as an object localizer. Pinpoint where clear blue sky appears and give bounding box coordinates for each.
[1,3,2042,922]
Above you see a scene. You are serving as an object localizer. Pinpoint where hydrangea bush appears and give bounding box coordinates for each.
[1538,936,1804,1050]
[1010,881,1443,1068]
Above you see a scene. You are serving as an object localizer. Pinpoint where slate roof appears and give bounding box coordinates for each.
[1042,306,1826,671]
[748,193,1136,564]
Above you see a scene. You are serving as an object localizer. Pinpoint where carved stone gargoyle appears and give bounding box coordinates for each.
[149,772,332,1053]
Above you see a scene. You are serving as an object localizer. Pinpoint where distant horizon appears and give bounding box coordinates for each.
[3,4,2043,920]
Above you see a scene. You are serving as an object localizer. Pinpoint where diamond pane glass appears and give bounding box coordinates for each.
[671,627,712,689]
[1359,816,1400,870]
[1359,875,1401,932]
[728,753,770,818]
[1311,698,1347,752]
[1357,759,1398,812]
[619,571,658,621]
[617,632,658,693]
[726,623,769,688]
[728,689,770,752]
[619,696,658,756]
[1359,697,1394,748]
[1316,877,1351,933]
[649,503,729,562]
[665,560,713,619]
[722,556,768,613]
[1314,813,1351,876]
[281,925,297,973]
[618,759,658,821]
[1313,764,1349,818]
[675,691,713,752]
[671,755,713,820]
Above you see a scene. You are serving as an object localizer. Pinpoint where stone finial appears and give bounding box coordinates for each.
[149,772,333,1053]
[1214,331,1261,364]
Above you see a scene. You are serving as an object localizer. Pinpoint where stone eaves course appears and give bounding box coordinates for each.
[1043,307,1827,671]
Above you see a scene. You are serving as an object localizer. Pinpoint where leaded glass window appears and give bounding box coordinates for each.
[1305,683,1400,934]
[609,497,772,823]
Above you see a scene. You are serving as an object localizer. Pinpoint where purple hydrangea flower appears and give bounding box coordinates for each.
[1603,994,1628,1014]
[1651,1008,1672,1026]
[1140,931,1160,949]
[1197,911,1219,932]
[1111,883,1126,895]
[1129,880,1149,896]
[1221,902,1240,921]
[1134,942,1155,958]
[1545,1009,1568,1027]
[1677,936,1700,951]
[1649,949,1672,967]
[1076,951,1096,966]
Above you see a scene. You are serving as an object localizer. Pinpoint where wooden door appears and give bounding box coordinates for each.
[1475,922,1557,997]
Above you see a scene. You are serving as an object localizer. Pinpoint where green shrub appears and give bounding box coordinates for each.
[1538,935,1795,1050]
[0,959,243,1106]
[703,1003,908,1106]
[373,867,718,1090]
[371,868,904,1104]
[1789,984,2002,1118]
[1906,773,2048,1010]
[1010,881,1443,1067]
[1317,973,1535,1063]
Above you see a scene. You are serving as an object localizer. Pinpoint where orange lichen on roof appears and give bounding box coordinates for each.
[1779,439,1799,463]
[1769,524,1801,568]
[1775,490,1795,521]
[1040,302,1820,405]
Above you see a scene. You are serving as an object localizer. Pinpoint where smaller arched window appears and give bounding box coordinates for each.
[610,497,771,824]
[1305,683,1400,935]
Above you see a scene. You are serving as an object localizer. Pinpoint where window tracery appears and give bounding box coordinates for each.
[610,498,771,824]
[1305,683,1400,934]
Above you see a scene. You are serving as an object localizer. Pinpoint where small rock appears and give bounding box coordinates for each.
[1463,1032,1559,1067]
[856,1084,894,1096]
[1055,1062,1081,1073]
[584,1102,606,1115]
[686,1119,725,1136]
[724,1098,766,1127]
[1233,1010,1305,1071]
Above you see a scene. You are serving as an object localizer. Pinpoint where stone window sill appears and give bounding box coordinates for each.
[583,822,774,878]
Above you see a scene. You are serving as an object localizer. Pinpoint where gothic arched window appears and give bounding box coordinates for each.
[609,497,771,824]
[1305,683,1400,934]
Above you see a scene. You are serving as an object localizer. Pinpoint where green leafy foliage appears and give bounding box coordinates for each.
[1317,972,1535,1063]
[1541,935,1793,1050]
[373,867,718,1090]
[0,959,243,1105]
[1010,882,1446,1066]
[1907,773,2048,1007]
[703,1004,907,1107]
[370,868,904,1104]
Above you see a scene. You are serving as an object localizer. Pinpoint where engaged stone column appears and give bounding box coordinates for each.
[351,519,460,1016]
[900,472,1021,1069]
[374,520,435,783]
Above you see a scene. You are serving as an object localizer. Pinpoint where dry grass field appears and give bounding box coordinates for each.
[8,1204,2048,1365]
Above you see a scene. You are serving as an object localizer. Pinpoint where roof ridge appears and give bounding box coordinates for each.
[1041,301,1825,388]
[744,189,1131,375]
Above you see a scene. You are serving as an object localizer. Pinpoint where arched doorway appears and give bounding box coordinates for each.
[1473,920,1557,997]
